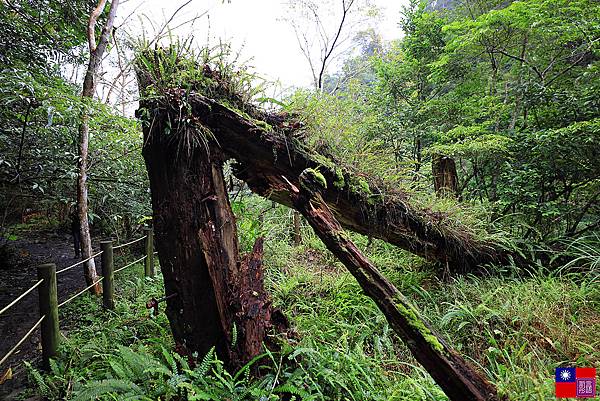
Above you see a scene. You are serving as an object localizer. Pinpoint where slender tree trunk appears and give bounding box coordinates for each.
[77,112,100,292]
[293,210,302,245]
[414,136,422,177]
[77,0,120,293]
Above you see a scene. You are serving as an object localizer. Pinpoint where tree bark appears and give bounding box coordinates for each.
[77,0,120,293]
[141,124,281,368]
[290,170,503,401]
[138,90,518,273]
[77,114,99,292]
[432,154,458,198]
[292,210,302,245]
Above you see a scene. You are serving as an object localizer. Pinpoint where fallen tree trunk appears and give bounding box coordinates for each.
[290,169,504,401]
[140,88,516,273]
[142,123,280,368]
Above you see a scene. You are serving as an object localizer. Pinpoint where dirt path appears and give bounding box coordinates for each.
[0,229,101,399]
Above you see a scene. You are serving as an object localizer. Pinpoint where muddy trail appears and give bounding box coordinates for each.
[0,229,100,400]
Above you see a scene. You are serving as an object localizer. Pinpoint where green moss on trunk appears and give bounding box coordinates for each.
[394,296,445,353]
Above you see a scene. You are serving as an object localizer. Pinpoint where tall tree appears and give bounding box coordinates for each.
[284,0,373,92]
[77,0,120,293]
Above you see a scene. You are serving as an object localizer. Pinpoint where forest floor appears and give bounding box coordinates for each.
[3,197,600,400]
[0,226,100,400]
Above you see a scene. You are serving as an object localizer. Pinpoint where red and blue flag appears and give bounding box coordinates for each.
[555,367,596,398]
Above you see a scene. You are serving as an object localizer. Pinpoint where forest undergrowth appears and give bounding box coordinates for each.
[21,196,600,401]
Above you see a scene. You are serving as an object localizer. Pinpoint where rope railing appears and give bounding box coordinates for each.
[58,277,103,309]
[1,228,155,369]
[0,315,45,366]
[57,251,147,310]
[0,279,44,317]
[56,251,103,275]
[114,255,147,274]
[113,235,147,250]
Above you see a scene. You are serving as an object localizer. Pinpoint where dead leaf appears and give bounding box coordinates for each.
[0,367,13,385]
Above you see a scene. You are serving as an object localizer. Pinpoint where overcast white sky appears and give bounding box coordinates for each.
[118,0,407,89]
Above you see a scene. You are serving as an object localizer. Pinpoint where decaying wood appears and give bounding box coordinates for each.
[142,122,279,368]
[290,169,504,401]
[137,59,507,399]
[432,154,458,197]
[140,89,517,273]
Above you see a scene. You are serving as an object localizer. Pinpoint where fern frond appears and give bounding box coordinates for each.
[72,378,144,401]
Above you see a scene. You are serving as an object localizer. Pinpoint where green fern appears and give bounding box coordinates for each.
[231,322,238,348]
[72,378,148,401]
[161,345,178,374]
[273,383,314,400]
[194,346,216,377]
[24,361,51,397]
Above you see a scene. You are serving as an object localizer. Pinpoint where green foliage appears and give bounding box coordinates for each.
[23,195,600,400]
[0,0,92,68]
[423,269,600,397]
[350,0,600,241]
[285,89,408,185]
[0,0,149,238]
[135,36,267,111]
[0,66,149,237]
[134,37,275,157]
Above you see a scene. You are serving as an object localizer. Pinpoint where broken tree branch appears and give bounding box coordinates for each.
[139,89,518,274]
[289,169,504,401]
[142,118,282,369]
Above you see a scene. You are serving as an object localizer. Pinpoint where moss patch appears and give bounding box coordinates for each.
[333,168,345,189]
[312,154,337,172]
[395,295,445,353]
[253,119,273,131]
[304,168,328,189]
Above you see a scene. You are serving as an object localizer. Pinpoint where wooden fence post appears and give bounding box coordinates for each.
[37,263,59,369]
[101,240,114,309]
[143,227,154,277]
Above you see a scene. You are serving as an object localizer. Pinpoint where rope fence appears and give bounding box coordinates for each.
[0,315,45,366]
[54,233,147,276]
[58,277,104,308]
[114,255,146,274]
[56,251,103,275]
[0,228,156,369]
[0,279,44,317]
[113,235,147,250]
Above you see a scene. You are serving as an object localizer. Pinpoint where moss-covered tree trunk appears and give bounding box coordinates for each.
[141,121,279,368]
[150,91,517,273]
[291,169,504,401]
